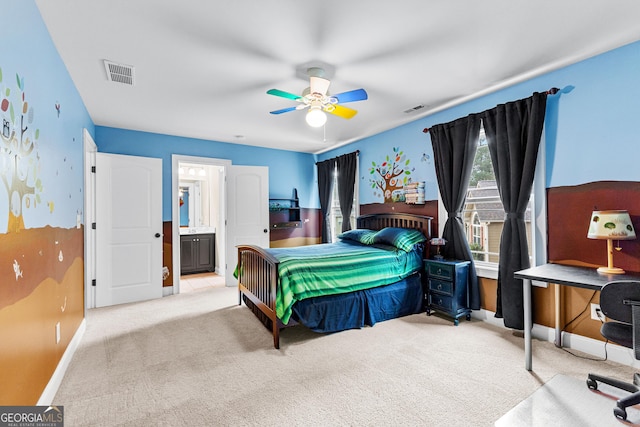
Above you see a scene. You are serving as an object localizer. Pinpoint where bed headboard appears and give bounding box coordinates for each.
[356,213,432,240]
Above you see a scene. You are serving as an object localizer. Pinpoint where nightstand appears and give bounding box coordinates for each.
[424,259,471,325]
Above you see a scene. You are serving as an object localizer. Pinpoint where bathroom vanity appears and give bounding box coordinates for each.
[180,229,216,275]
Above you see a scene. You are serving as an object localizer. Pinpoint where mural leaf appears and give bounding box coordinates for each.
[16,73,21,90]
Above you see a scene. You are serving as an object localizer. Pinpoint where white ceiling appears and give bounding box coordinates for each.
[36,1,640,154]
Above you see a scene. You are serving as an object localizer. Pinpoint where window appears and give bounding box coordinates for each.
[459,125,539,275]
[329,165,359,243]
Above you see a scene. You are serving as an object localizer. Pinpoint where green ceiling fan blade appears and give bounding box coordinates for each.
[267,89,302,101]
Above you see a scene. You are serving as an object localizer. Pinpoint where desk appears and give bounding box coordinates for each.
[515,263,640,371]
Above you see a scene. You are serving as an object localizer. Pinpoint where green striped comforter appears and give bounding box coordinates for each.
[269,241,422,324]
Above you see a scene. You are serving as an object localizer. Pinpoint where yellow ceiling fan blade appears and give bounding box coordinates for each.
[327,104,357,119]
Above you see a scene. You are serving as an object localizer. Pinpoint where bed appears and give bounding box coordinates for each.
[236,213,432,348]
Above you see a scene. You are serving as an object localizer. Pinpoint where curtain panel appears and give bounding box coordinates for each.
[429,114,482,310]
[481,92,547,329]
[336,152,358,233]
[316,158,336,243]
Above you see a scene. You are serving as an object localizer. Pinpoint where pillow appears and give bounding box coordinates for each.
[338,229,376,245]
[373,227,427,252]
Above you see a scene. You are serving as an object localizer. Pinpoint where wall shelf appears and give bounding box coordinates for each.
[270,188,301,229]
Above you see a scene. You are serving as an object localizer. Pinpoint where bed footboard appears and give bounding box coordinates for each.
[237,245,282,348]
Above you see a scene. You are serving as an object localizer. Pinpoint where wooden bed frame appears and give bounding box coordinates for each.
[236,213,433,349]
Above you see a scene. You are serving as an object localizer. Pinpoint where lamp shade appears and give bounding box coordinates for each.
[305,106,327,127]
[587,210,636,240]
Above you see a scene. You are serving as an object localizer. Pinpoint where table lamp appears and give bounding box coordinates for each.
[587,210,636,274]
[430,238,446,260]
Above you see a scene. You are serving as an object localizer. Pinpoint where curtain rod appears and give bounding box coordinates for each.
[422,87,560,134]
[315,150,359,165]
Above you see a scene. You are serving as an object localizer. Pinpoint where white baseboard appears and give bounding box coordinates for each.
[163,286,174,296]
[37,319,86,405]
[472,309,640,370]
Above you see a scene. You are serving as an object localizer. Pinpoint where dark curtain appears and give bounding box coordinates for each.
[336,152,358,232]
[430,114,482,310]
[317,158,336,243]
[481,92,547,330]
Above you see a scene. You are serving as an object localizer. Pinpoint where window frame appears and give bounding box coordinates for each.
[436,130,547,281]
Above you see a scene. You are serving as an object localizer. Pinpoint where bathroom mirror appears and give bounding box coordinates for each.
[179,179,210,228]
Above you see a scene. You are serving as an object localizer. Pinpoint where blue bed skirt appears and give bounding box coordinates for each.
[291,273,423,333]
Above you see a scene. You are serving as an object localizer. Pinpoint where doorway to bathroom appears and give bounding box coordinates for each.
[172,155,229,294]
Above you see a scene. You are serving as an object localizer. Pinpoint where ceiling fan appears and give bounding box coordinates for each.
[267,67,368,127]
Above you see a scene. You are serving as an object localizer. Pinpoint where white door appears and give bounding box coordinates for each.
[83,129,97,310]
[96,153,163,307]
[225,165,269,286]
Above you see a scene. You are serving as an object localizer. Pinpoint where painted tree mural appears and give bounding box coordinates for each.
[0,68,43,233]
[368,147,412,203]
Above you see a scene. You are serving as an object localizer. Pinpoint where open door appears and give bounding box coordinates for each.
[225,165,269,286]
[95,153,163,307]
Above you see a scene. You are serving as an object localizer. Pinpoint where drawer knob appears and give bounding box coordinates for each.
[437,284,442,290]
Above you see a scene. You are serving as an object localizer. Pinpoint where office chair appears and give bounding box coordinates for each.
[586,280,640,421]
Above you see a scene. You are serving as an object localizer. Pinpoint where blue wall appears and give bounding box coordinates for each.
[95,126,317,220]
[0,1,94,232]
[318,40,640,201]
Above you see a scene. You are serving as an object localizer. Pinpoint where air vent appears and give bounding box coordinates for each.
[403,104,425,114]
[103,60,135,85]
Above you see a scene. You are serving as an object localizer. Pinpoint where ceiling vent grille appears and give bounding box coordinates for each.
[103,60,135,85]
[403,104,425,114]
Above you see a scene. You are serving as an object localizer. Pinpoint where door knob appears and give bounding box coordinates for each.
[263,229,268,233]
[155,233,161,238]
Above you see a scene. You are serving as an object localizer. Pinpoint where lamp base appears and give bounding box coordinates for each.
[597,266,626,275]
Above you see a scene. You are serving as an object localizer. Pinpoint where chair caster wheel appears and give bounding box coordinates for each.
[586,378,598,390]
[614,406,627,421]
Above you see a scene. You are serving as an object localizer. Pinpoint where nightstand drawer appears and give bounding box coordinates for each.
[427,262,454,280]
[428,278,453,296]
[429,293,453,312]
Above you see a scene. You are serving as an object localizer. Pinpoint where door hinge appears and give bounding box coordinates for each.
[91,166,96,173]
[92,222,96,229]
[91,279,96,287]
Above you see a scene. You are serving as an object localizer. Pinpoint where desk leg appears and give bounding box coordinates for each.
[523,278,532,371]
[555,283,562,347]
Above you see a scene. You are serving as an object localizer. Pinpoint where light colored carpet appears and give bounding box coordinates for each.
[54,286,637,426]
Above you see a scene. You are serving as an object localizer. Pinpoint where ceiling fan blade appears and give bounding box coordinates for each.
[269,106,298,115]
[310,76,330,96]
[327,104,358,119]
[267,89,302,101]
[333,88,368,103]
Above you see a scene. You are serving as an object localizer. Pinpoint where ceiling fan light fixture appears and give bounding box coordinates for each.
[306,106,327,127]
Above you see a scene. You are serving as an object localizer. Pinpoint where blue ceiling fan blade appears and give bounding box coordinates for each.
[269,106,298,115]
[333,88,368,103]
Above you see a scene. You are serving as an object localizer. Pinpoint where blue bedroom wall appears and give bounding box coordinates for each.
[318,40,640,200]
[94,126,318,220]
[0,1,95,230]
